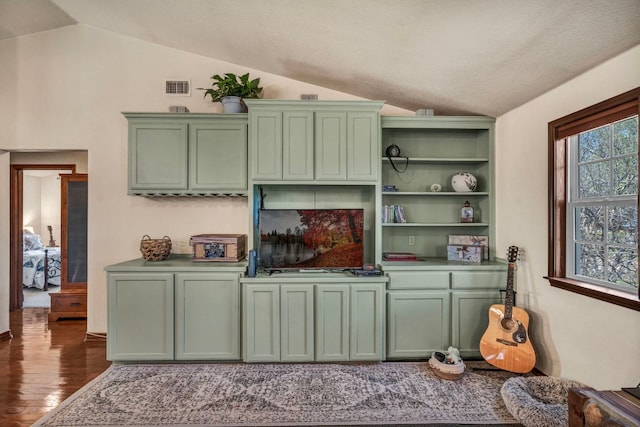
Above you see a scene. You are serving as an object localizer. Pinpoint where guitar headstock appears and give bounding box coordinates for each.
[507,245,519,263]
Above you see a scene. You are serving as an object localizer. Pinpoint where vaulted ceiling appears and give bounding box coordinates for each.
[1,0,639,116]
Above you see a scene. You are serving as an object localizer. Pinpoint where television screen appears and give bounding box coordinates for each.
[258,209,364,270]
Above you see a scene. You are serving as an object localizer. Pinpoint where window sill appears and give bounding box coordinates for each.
[546,277,640,312]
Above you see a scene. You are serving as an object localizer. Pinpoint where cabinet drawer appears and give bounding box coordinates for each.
[451,271,505,289]
[50,291,87,312]
[387,271,449,289]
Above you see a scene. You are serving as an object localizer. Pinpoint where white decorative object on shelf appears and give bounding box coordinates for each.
[451,171,477,192]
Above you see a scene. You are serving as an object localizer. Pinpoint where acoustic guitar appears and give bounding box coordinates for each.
[479,246,536,373]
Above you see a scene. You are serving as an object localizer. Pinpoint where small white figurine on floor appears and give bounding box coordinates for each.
[446,346,461,364]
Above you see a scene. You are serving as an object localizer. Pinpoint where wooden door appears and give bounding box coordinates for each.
[60,174,88,289]
[49,173,88,321]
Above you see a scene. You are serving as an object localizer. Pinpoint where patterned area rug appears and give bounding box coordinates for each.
[34,361,525,426]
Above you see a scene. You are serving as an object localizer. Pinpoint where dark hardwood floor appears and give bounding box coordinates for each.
[0,308,111,426]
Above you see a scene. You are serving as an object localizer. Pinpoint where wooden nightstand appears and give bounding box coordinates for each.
[49,289,87,321]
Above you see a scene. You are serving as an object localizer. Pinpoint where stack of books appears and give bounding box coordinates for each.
[383,252,418,261]
[382,205,407,223]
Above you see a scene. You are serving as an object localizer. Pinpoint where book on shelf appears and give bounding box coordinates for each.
[382,205,407,223]
[383,252,418,261]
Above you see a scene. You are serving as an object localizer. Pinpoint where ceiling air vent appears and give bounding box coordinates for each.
[165,79,191,96]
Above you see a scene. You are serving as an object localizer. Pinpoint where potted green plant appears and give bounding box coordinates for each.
[199,72,263,113]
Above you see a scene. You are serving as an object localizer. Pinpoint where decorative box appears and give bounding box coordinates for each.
[190,234,247,262]
[447,244,483,263]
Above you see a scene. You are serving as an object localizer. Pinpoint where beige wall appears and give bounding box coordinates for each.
[22,175,42,235]
[495,45,640,389]
[0,24,410,335]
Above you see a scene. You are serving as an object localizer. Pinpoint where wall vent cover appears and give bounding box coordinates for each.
[165,80,191,96]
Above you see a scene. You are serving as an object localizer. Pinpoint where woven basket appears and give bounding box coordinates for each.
[140,235,172,261]
[428,351,465,380]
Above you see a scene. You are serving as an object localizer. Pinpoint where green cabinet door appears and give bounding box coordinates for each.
[315,111,347,180]
[315,284,350,361]
[386,290,451,359]
[250,110,283,180]
[189,121,247,191]
[175,273,240,360]
[350,283,384,361]
[107,272,174,361]
[314,111,379,182]
[347,111,379,181]
[243,283,281,362]
[128,121,188,191]
[283,111,314,181]
[280,284,314,361]
[451,290,501,358]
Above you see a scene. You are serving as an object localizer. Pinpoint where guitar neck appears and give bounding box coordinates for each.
[504,261,516,319]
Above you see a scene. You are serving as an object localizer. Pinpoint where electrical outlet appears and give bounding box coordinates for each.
[408,235,415,246]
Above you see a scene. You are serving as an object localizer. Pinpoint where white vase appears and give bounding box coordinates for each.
[451,171,477,192]
[221,96,245,113]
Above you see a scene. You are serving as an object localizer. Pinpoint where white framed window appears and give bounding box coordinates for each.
[548,87,639,311]
[566,116,638,293]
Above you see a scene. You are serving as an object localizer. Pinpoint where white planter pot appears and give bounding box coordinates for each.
[221,96,245,113]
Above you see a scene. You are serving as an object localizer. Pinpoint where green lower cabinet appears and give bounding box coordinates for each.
[243,281,385,362]
[175,273,240,360]
[107,273,175,361]
[451,290,501,358]
[280,285,315,361]
[386,291,451,359]
[315,284,350,361]
[350,283,385,360]
[243,284,281,362]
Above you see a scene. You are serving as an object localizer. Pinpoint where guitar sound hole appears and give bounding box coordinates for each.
[501,318,515,330]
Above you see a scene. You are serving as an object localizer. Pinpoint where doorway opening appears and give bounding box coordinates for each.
[21,168,73,308]
[10,164,74,311]
[9,151,88,318]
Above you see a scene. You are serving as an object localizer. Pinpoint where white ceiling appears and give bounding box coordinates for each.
[1,0,640,116]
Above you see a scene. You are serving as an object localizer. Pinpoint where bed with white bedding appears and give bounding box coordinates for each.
[23,231,62,290]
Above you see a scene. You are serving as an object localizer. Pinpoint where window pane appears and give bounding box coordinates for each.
[613,155,638,195]
[576,243,605,280]
[608,205,638,245]
[579,161,610,198]
[576,206,604,242]
[607,246,638,290]
[579,126,610,162]
[613,116,638,156]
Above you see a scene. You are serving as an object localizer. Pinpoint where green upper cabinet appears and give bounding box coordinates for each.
[124,113,248,196]
[314,111,347,180]
[189,121,247,191]
[245,100,383,183]
[128,121,189,191]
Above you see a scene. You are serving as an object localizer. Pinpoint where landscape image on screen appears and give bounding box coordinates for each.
[259,209,364,270]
